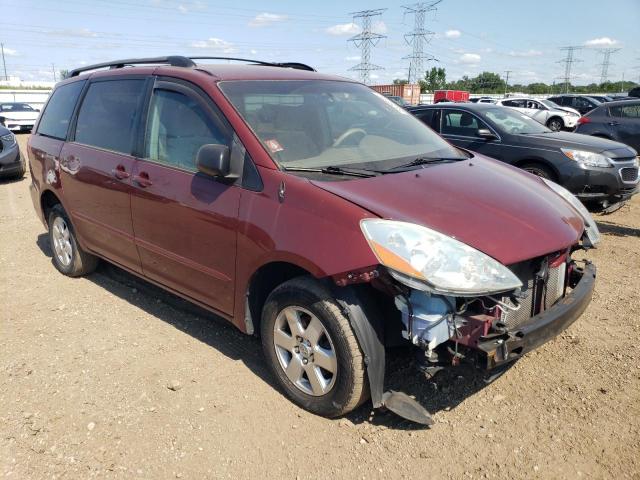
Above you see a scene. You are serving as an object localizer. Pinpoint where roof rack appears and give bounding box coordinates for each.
[66,55,315,78]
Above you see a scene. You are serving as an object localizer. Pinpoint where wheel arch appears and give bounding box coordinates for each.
[546,115,564,128]
[513,158,560,182]
[40,189,63,224]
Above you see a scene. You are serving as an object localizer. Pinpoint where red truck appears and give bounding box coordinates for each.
[433,89,470,103]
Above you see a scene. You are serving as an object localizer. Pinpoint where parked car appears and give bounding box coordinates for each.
[0,102,40,132]
[495,97,579,131]
[408,103,638,210]
[29,56,600,424]
[575,99,640,152]
[547,95,602,115]
[588,95,615,103]
[0,126,24,179]
[628,87,640,98]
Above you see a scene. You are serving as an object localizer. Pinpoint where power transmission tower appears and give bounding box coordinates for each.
[504,70,512,97]
[597,48,621,84]
[402,1,440,84]
[348,9,387,85]
[558,46,583,93]
[1,43,7,81]
[51,64,57,82]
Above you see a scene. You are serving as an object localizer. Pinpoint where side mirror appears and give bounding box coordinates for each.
[477,128,497,140]
[196,144,231,177]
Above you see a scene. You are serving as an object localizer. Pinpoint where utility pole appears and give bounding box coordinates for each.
[1,43,7,81]
[504,70,512,97]
[597,48,621,84]
[348,9,387,85]
[558,46,583,93]
[51,63,57,82]
[402,1,440,84]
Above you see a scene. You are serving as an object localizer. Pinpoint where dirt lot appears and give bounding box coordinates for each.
[1,133,639,479]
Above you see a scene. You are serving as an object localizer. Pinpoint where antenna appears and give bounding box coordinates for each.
[597,48,621,84]
[558,46,583,93]
[348,9,387,85]
[402,1,440,84]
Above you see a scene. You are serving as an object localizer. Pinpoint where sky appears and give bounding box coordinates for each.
[1,0,639,85]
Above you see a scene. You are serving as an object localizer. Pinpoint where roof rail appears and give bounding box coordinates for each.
[65,55,315,79]
[188,57,316,71]
[66,56,195,78]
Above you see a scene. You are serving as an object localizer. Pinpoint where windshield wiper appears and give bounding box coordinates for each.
[282,165,378,178]
[381,156,464,172]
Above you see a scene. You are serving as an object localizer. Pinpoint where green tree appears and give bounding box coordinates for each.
[393,78,408,85]
[420,67,447,93]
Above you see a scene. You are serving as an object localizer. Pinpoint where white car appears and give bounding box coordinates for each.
[0,103,40,132]
[495,97,580,131]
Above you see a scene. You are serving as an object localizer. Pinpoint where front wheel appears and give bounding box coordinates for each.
[261,277,368,417]
[546,117,563,132]
[521,162,556,181]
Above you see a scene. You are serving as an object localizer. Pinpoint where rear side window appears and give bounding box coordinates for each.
[144,89,231,171]
[74,79,146,155]
[610,104,640,118]
[441,110,487,137]
[36,80,85,140]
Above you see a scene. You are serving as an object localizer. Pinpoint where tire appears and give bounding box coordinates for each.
[13,156,25,179]
[546,117,564,132]
[520,162,556,181]
[47,204,98,277]
[261,276,368,417]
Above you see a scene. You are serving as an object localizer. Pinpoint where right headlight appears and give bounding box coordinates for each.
[561,148,611,168]
[542,178,601,246]
[0,133,15,146]
[360,219,522,296]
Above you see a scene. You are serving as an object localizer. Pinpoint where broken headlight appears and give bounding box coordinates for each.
[360,219,522,296]
[542,178,601,246]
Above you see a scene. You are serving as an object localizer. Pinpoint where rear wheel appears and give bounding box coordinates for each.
[546,117,564,132]
[521,162,556,181]
[261,277,368,417]
[48,204,98,277]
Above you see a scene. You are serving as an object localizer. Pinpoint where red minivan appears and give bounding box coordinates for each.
[28,57,598,424]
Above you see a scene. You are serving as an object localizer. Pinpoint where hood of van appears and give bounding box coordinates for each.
[311,156,584,265]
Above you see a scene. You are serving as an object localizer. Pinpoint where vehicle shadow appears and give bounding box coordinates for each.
[596,221,640,238]
[0,175,26,185]
[36,233,501,430]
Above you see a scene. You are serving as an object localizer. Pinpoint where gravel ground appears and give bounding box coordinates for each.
[1,134,639,479]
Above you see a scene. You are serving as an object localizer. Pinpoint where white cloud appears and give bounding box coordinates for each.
[444,29,461,39]
[372,21,387,34]
[326,22,360,36]
[584,37,618,47]
[47,28,98,38]
[459,53,481,64]
[250,49,258,55]
[190,37,236,53]
[3,47,18,56]
[345,55,360,61]
[249,12,288,27]
[178,4,188,13]
[370,73,380,80]
[508,49,543,57]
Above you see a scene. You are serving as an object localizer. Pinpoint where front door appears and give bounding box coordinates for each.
[59,78,147,273]
[439,109,504,160]
[130,79,240,315]
[609,103,640,151]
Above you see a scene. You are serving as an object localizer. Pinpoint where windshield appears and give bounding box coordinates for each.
[0,103,35,112]
[484,107,550,134]
[540,99,561,110]
[219,80,466,169]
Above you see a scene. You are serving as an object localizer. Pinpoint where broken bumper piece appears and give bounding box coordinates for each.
[477,262,596,369]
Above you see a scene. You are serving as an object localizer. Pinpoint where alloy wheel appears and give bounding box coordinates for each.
[273,306,338,396]
[51,217,73,267]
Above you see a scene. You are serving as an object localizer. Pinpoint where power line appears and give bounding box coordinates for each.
[348,9,387,85]
[557,46,583,93]
[597,48,621,84]
[402,1,440,84]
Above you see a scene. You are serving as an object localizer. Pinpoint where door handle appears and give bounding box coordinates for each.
[133,172,153,187]
[112,164,130,180]
[608,121,620,126]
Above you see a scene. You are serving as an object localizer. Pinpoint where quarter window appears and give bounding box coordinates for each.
[75,79,146,155]
[36,80,85,140]
[144,89,230,171]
